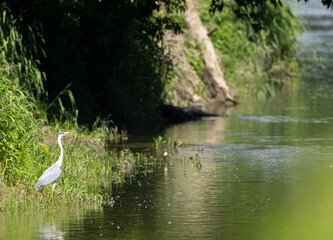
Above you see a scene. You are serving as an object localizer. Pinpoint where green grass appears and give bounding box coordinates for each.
[0,125,160,211]
[0,75,42,184]
[0,5,46,100]
[1,126,201,212]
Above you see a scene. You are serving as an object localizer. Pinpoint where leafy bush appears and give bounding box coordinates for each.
[0,6,45,184]
[0,75,41,184]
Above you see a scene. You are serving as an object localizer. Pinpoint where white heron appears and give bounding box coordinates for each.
[34,132,71,204]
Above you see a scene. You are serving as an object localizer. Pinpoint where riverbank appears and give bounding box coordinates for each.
[0,124,158,211]
[0,74,152,211]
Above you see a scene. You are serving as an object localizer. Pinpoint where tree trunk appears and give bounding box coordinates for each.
[184,0,237,105]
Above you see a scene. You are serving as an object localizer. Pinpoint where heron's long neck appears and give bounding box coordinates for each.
[57,136,64,166]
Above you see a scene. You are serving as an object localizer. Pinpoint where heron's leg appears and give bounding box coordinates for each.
[51,182,56,205]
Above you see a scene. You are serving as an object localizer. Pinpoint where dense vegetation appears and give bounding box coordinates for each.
[211,1,303,94]
[181,1,303,97]
[0,0,326,211]
[0,7,43,185]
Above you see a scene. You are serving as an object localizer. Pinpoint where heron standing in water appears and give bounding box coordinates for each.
[34,132,71,204]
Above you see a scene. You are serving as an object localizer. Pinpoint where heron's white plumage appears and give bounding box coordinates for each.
[33,162,61,189]
[33,132,70,189]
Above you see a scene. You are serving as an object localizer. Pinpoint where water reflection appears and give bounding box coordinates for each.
[36,210,64,240]
[0,209,64,240]
[165,116,228,143]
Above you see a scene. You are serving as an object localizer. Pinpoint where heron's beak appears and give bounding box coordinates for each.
[65,132,72,135]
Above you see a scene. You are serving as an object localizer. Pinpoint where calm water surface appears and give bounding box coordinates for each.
[2,2,333,240]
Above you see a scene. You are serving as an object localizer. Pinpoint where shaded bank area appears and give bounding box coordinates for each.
[2,0,187,127]
[1,0,304,129]
[159,104,227,125]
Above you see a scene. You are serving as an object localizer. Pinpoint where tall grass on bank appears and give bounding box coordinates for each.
[0,75,41,184]
[0,124,158,211]
[0,5,46,100]
[0,5,45,187]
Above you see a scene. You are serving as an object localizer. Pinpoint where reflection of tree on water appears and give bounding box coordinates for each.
[36,210,64,240]
[165,114,230,143]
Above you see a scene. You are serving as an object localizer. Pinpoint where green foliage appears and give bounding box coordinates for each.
[154,135,188,149]
[0,4,46,100]
[154,135,168,149]
[90,116,127,142]
[0,75,41,184]
[0,8,51,186]
[186,42,205,78]
[197,1,303,95]
[189,154,202,169]
[173,139,189,148]
[0,6,46,184]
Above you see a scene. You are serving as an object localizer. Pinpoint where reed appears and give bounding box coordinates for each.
[0,4,46,100]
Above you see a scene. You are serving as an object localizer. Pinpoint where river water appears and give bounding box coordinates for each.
[2,2,333,240]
